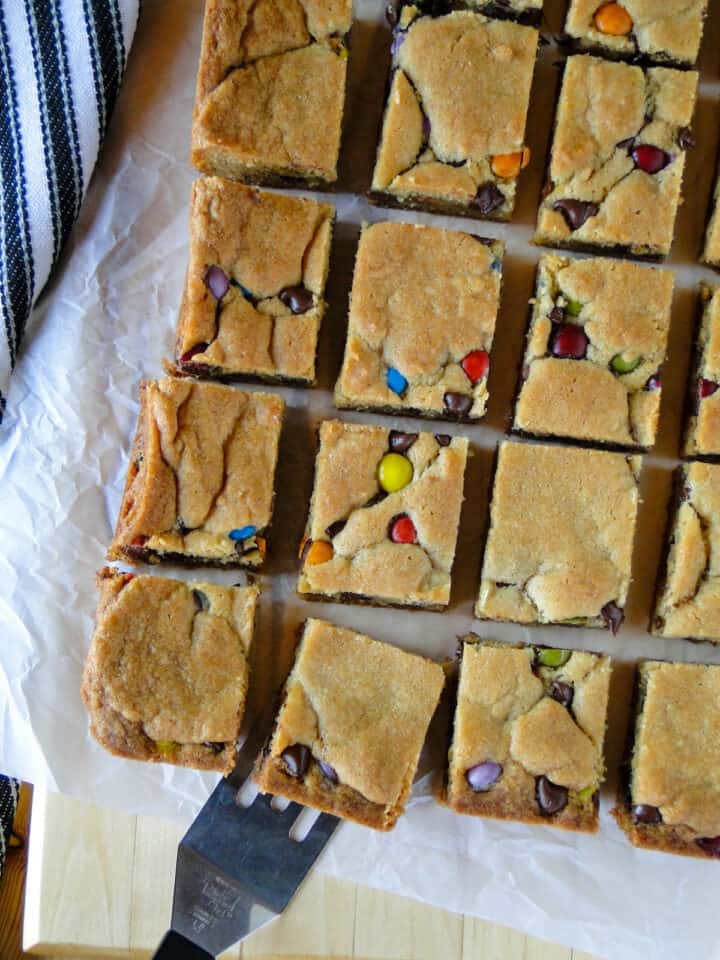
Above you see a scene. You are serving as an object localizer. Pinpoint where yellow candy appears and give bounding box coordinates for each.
[155,740,178,757]
[378,452,413,493]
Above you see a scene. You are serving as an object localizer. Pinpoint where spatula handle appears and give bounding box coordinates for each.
[152,930,214,959]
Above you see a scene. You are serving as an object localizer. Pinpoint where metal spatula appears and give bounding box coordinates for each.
[151,722,339,959]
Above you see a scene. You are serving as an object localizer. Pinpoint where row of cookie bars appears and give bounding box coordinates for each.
[189,1,720,264]
[82,577,720,858]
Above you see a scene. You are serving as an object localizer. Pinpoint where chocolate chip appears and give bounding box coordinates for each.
[548,306,565,322]
[281,744,311,778]
[279,285,313,314]
[389,429,418,453]
[549,681,574,709]
[422,114,431,141]
[364,490,388,508]
[466,761,503,791]
[318,760,339,783]
[552,199,599,231]
[616,136,635,151]
[536,776,568,815]
[179,342,209,364]
[177,518,191,536]
[434,433,451,446]
[696,836,720,857]
[230,279,256,304]
[601,601,624,635]
[203,741,225,754]
[326,519,347,539]
[632,804,662,825]
[192,589,209,612]
[473,182,505,216]
[678,127,696,150]
[443,392,473,417]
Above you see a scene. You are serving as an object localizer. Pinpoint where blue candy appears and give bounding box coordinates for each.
[229,525,257,541]
[386,367,408,395]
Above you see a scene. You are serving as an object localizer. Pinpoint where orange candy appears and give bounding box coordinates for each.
[303,539,334,566]
[490,147,531,180]
[255,536,267,560]
[593,2,633,36]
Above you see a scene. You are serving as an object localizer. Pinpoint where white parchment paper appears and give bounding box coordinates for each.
[3,1,720,958]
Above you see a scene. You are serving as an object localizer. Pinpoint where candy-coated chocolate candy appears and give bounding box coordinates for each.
[593,2,633,35]
[611,353,643,374]
[304,540,334,565]
[466,761,502,791]
[229,525,257,541]
[155,740,178,756]
[490,147,530,179]
[378,452,413,493]
[386,366,408,395]
[700,378,719,399]
[565,298,583,317]
[536,648,571,668]
[550,323,588,360]
[389,513,418,544]
[179,342,209,363]
[574,785,597,802]
[204,265,229,299]
[461,349,490,384]
[645,373,661,391]
[631,144,672,175]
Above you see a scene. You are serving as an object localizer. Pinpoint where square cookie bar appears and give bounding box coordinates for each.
[476,440,640,631]
[191,0,352,186]
[684,285,720,458]
[370,7,538,221]
[334,222,503,420]
[652,462,720,641]
[298,421,468,609]
[614,660,720,858]
[563,1,708,68]
[254,618,445,830]
[513,254,673,450]
[109,378,284,568]
[175,178,334,384]
[535,55,698,260]
[82,569,258,772]
[445,638,611,832]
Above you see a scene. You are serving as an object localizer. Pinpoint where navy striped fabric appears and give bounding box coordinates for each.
[0,0,139,422]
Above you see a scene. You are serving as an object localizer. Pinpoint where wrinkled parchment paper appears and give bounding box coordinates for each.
[3,2,720,958]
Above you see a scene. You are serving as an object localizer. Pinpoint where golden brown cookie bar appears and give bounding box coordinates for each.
[476,440,641,630]
[334,222,503,420]
[254,618,445,830]
[445,638,611,832]
[82,569,258,772]
[370,7,538,221]
[534,56,698,260]
[684,286,720,458]
[175,178,334,385]
[513,254,673,450]
[109,378,284,568]
[190,0,352,187]
[298,420,468,609]
[652,462,720,641]
[613,660,720,858]
[563,1,708,68]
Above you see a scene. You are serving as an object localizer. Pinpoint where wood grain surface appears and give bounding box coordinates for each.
[18,789,603,960]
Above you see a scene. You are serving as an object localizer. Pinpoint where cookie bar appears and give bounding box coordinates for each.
[108,378,284,568]
[476,440,640,630]
[82,569,258,772]
[614,660,720,858]
[534,55,698,260]
[445,638,611,832]
[703,166,720,268]
[652,462,720,641]
[370,7,538,221]
[175,178,334,384]
[254,618,445,830]
[334,222,503,420]
[190,0,352,187]
[513,254,673,450]
[298,420,468,609]
[563,1,708,68]
[684,285,720,458]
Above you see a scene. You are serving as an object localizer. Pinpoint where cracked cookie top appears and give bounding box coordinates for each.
[84,571,258,748]
[192,0,352,182]
[298,420,468,607]
[685,285,720,457]
[653,462,720,640]
[372,9,537,218]
[535,55,698,257]
[175,178,334,382]
[477,440,641,628]
[564,0,708,67]
[335,221,503,419]
[109,378,284,566]
[514,254,673,449]
[632,660,720,838]
[448,640,611,827]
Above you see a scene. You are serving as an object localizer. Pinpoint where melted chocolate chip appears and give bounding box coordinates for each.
[389,429,418,453]
[434,433,451,446]
[179,342,209,364]
[279,285,313,315]
[678,127,696,150]
[601,601,624,635]
[281,744,311,778]
[617,136,635,151]
[473,182,505,216]
[202,741,225,754]
[192,589,209,612]
[364,490,388,508]
[549,680,574,709]
[318,760,339,783]
[536,776,569,816]
[177,518,191,536]
[548,306,566,322]
[552,199,600,231]
[696,836,720,857]
[632,804,662,825]
[443,392,473,417]
[326,519,347,539]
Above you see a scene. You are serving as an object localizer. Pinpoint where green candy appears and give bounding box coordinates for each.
[155,740,178,756]
[565,298,583,316]
[574,785,597,802]
[611,353,643,375]
[536,648,571,668]
[562,617,587,625]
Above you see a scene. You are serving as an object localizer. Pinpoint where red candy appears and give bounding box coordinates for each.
[631,144,671,174]
[700,378,719,399]
[550,323,588,360]
[461,349,490,384]
[389,514,418,544]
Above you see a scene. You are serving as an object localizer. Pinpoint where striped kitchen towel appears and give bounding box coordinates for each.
[0,0,139,422]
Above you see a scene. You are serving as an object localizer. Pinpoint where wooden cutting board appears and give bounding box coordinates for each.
[21,789,600,960]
